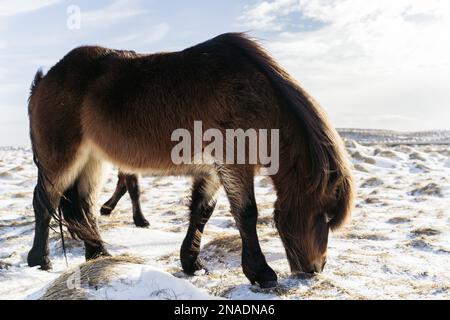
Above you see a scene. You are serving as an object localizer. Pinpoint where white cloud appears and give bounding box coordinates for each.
[0,0,62,17]
[112,23,170,45]
[239,0,301,31]
[81,0,149,29]
[239,0,450,130]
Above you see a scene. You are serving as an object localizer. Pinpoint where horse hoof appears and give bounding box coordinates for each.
[181,257,207,275]
[134,218,150,228]
[100,205,113,216]
[39,262,53,271]
[85,247,111,261]
[28,253,52,271]
[257,280,278,289]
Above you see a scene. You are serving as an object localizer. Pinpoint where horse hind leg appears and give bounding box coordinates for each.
[180,173,220,274]
[215,165,277,288]
[100,172,127,216]
[63,155,110,260]
[124,174,149,228]
[27,147,97,268]
[27,183,53,270]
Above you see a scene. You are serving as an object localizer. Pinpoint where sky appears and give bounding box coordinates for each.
[0,0,449,146]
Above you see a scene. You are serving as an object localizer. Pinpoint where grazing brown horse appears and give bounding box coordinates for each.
[27,33,354,288]
[100,172,149,227]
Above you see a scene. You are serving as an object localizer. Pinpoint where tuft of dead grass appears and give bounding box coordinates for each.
[354,164,369,173]
[257,215,273,227]
[344,139,357,149]
[361,177,383,188]
[409,152,426,162]
[40,254,144,300]
[411,228,441,236]
[352,151,377,165]
[374,149,398,159]
[203,234,242,255]
[200,234,243,268]
[387,217,411,224]
[409,183,443,197]
[345,232,389,241]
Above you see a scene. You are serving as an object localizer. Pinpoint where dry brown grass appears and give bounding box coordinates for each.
[374,149,398,159]
[411,228,441,236]
[361,177,383,188]
[203,234,242,255]
[352,151,377,165]
[364,197,381,204]
[0,261,12,270]
[257,215,273,227]
[409,152,426,161]
[387,216,411,224]
[98,219,134,231]
[410,183,443,197]
[345,232,389,241]
[411,163,430,173]
[41,254,144,300]
[354,164,369,173]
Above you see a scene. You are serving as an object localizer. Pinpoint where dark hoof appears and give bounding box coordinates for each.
[245,263,278,288]
[27,252,52,271]
[181,255,206,275]
[85,247,111,261]
[134,218,150,228]
[257,280,278,289]
[39,262,53,271]
[100,205,113,216]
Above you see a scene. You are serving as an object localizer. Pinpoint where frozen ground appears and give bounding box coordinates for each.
[0,130,449,299]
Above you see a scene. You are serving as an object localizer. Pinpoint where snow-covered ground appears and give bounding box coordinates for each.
[0,130,449,300]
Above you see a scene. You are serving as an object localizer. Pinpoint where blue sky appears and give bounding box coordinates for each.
[1,0,449,146]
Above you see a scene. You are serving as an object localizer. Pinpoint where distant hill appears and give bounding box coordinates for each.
[337,129,450,145]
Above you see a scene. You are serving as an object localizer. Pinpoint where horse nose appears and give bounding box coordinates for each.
[312,258,327,273]
[303,264,321,274]
[301,256,327,274]
[313,263,321,273]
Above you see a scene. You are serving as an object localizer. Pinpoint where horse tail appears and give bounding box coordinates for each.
[215,33,355,229]
[28,70,54,220]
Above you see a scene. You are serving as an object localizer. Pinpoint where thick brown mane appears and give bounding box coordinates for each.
[213,33,354,229]
[27,33,355,286]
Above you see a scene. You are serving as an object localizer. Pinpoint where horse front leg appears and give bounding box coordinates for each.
[180,173,220,274]
[235,201,277,288]
[216,165,277,288]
